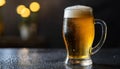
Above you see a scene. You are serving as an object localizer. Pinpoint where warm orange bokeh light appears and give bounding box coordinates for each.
[16,5,26,15]
[29,2,40,12]
[0,0,6,7]
[20,7,31,18]
[16,5,30,18]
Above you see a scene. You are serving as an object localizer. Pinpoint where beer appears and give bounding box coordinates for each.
[63,5,107,66]
[63,5,95,59]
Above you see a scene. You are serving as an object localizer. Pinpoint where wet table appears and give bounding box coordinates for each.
[0,48,120,69]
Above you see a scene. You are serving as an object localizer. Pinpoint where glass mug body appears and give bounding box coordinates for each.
[62,5,107,66]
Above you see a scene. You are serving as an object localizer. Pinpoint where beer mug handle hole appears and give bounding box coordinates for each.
[91,19,107,55]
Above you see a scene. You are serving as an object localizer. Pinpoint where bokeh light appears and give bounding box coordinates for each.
[0,0,6,7]
[29,2,40,12]
[20,7,30,18]
[16,5,26,15]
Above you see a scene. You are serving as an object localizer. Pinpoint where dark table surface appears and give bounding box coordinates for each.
[0,48,120,69]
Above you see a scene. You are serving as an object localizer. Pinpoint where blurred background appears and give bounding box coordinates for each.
[0,0,120,48]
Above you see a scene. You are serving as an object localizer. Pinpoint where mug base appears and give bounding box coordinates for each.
[65,58,92,66]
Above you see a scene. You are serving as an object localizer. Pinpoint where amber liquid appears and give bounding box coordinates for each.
[63,16,95,59]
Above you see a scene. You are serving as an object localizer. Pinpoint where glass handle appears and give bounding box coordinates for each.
[91,19,107,55]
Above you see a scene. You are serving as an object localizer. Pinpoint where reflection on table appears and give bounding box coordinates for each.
[0,48,120,69]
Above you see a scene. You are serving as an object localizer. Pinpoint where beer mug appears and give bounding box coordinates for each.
[62,5,107,66]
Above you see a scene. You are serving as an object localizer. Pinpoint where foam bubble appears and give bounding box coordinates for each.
[64,5,92,18]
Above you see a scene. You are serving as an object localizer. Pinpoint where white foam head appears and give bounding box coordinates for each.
[64,5,93,18]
